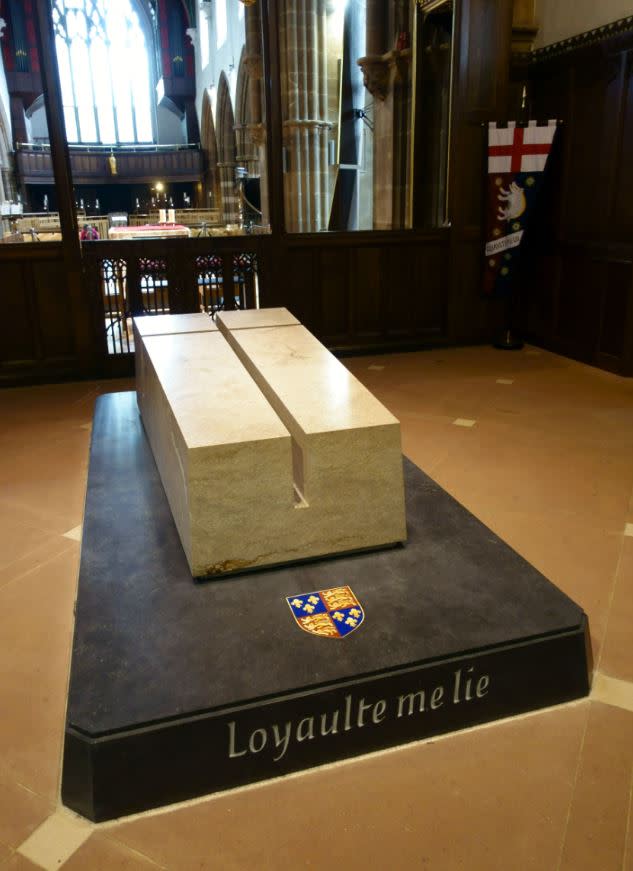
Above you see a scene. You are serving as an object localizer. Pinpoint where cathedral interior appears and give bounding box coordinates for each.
[0,1,632,868]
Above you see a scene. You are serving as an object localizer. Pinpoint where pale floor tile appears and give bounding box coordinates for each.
[559,701,633,871]
[0,547,79,800]
[496,378,514,384]
[592,674,633,714]
[0,772,54,851]
[61,526,82,542]
[452,417,476,427]
[17,811,92,871]
[2,854,42,870]
[625,522,633,537]
[62,833,164,870]
[108,704,588,871]
[599,539,633,683]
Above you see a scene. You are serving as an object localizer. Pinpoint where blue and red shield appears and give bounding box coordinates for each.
[286,586,365,638]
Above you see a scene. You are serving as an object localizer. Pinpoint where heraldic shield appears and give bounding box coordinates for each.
[286,586,365,638]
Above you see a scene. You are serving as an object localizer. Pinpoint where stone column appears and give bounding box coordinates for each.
[280,0,332,233]
[242,3,269,226]
[357,0,412,230]
[217,161,239,224]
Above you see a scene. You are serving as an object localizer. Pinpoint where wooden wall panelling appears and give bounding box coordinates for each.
[0,247,80,384]
[383,242,449,340]
[411,240,450,338]
[554,248,602,361]
[34,0,98,379]
[611,51,633,242]
[0,261,38,368]
[273,247,318,329]
[349,246,384,342]
[32,258,76,360]
[561,57,622,240]
[447,0,514,344]
[596,259,633,373]
[318,247,350,343]
[525,24,633,374]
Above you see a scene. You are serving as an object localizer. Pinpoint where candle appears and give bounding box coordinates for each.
[168,208,176,223]
[159,208,167,224]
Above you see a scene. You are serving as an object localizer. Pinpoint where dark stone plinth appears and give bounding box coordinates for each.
[62,392,590,822]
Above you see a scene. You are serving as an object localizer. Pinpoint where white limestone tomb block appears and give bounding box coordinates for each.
[134,313,218,417]
[135,310,406,577]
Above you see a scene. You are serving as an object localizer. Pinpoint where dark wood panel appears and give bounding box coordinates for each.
[17,147,204,185]
[461,0,511,112]
[0,262,37,365]
[277,248,318,330]
[0,249,79,383]
[612,54,633,241]
[319,248,350,341]
[555,254,601,354]
[598,261,632,359]
[350,247,383,340]
[525,22,633,375]
[32,260,76,359]
[561,60,621,239]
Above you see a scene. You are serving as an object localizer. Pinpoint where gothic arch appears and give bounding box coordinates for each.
[216,71,238,223]
[216,71,236,165]
[235,47,253,169]
[200,87,220,209]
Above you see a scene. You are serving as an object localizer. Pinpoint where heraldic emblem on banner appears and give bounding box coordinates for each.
[484,120,558,296]
[286,586,365,638]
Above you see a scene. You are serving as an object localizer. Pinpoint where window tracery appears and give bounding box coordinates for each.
[52,0,154,144]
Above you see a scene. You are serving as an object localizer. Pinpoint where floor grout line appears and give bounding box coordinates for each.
[0,541,78,594]
[100,832,170,870]
[555,701,591,871]
[623,764,633,871]
[595,528,628,676]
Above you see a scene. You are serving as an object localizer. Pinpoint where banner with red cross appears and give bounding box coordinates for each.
[483,120,558,296]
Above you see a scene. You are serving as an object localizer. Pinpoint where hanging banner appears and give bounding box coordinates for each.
[483,120,558,296]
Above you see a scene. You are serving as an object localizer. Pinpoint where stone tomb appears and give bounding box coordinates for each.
[61,392,590,822]
[134,309,406,578]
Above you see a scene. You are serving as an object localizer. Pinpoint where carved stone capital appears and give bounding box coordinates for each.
[0,18,6,39]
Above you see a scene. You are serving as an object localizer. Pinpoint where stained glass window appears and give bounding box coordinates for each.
[52,0,154,144]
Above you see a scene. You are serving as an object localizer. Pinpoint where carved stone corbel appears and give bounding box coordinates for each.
[357,48,412,100]
[356,55,391,101]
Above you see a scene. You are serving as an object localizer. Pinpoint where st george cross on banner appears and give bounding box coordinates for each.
[483,120,558,296]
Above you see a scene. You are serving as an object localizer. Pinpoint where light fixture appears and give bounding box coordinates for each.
[108,150,117,175]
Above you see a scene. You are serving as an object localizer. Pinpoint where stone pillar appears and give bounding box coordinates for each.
[357,0,412,230]
[217,161,239,224]
[280,0,332,233]
[241,3,269,227]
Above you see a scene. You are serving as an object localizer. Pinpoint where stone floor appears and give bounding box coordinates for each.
[0,344,632,871]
